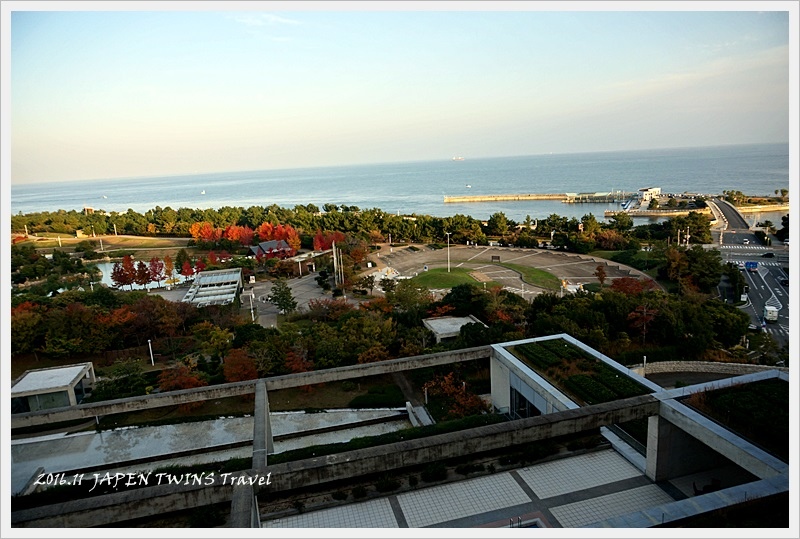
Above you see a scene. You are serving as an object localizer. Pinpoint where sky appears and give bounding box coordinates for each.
[4,2,795,184]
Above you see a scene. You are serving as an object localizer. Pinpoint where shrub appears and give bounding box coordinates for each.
[408,475,418,487]
[332,491,348,501]
[421,463,447,482]
[564,374,616,404]
[455,464,484,476]
[375,476,401,492]
[352,486,367,499]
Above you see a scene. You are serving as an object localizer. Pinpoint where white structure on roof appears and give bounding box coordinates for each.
[11,363,95,413]
[422,315,486,343]
[182,268,243,307]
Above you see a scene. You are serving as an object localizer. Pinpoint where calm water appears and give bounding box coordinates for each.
[11,143,789,222]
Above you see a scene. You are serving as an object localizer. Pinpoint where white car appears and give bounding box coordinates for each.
[743,239,750,245]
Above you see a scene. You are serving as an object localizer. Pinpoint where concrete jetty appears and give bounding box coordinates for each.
[444,192,632,204]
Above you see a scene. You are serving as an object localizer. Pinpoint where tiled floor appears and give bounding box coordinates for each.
[396,473,530,528]
[549,484,675,527]
[265,498,399,528]
[260,449,685,529]
[515,449,642,499]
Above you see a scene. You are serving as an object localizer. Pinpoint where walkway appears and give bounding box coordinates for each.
[263,448,737,528]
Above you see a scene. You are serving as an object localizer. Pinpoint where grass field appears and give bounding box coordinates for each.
[17,235,192,251]
[410,267,500,289]
[498,263,561,290]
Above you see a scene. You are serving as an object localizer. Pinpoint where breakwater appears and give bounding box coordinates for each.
[444,192,633,204]
[603,208,712,218]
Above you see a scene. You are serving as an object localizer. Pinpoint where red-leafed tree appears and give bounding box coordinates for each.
[207,250,219,265]
[148,257,164,287]
[111,255,136,290]
[134,260,151,288]
[181,260,194,278]
[224,225,242,243]
[256,222,274,242]
[423,372,489,420]
[313,230,346,251]
[223,348,258,382]
[194,258,207,274]
[239,225,255,247]
[610,277,656,295]
[158,364,208,411]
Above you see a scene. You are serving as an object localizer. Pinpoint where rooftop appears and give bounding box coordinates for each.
[11,364,92,396]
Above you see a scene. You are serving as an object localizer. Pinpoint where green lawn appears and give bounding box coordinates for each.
[498,263,561,290]
[410,267,500,289]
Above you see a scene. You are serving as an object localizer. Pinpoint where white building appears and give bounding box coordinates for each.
[11,363,96,413]
[638,187,661,202]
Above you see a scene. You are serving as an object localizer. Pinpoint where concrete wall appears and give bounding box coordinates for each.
[11,395,659,527]
[633,361,789,377]
[11,347,491,429]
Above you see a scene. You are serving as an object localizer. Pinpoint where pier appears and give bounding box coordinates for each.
[443,191,633,204]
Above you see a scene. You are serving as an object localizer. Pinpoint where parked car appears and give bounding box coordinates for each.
[762,252,775,258]
[743,239,750,245]
[780,278,789,286]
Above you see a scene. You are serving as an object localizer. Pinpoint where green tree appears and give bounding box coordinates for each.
[269,278,297,314]
[91,359,148,401]
[486,212,509,237]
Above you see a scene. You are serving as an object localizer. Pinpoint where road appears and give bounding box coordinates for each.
[707,199,789,347]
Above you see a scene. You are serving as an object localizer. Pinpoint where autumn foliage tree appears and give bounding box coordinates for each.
[148,257,164,287]
[157,363,208,411]
[423,372,489,420]
[223,348,258,382]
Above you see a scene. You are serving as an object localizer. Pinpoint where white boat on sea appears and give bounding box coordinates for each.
[201,190,206,195]
[452,156,464,161]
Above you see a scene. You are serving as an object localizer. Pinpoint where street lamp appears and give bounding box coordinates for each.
[249,294,255,322]
[445,232,451,272]
[148,339,154,366]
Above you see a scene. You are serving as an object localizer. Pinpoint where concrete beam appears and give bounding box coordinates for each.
[263,346,491,391]
[12,347,490,429]
[657,400,788,479]
[11,381,257,428]
[11,395,659,527]
[252,381,273,471]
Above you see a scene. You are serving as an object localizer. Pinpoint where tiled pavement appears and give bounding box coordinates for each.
[263,449,688,528]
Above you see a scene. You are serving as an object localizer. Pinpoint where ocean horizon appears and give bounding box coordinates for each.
[10,142,790,223]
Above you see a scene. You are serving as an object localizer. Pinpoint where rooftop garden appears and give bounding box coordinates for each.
[682,378,789,462]
[510,338,651,406]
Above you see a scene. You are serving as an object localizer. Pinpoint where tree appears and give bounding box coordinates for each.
[223,348,258,382]
[110,255,137,290]
[163,255,175,284]
[609,212,634,232]
[423,372,489,420]
[628,302,658,346]
[194,258,207,274]
[486,212,509,237]
[92,359,148,400]
[357,275,376,294]
[648,198,659,209]
[269,278,297,314]
[180,260,194,278]
[157,363,208,410]
[134,260,151,288]
[379,277,396,294]
[594,264,607,288]
[148,257,164,287]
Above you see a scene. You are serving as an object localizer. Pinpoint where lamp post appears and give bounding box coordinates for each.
[148,339,154,366]
[249,294,255,322]
[445,232,451,272]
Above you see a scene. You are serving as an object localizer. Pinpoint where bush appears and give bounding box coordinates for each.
[408,475,418,487]
[352,486,367,499]
[375,476,401,492]
[348,385,405,408]
[332,491,348,501]
[341,381,357,392]
[455,464,484,476]
[421,463,448,482]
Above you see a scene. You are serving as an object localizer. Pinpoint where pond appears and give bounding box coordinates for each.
[88,261,191,291]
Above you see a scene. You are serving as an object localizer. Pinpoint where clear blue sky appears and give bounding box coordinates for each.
[7,4,793,184]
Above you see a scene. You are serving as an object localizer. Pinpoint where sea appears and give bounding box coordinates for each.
[10,143,790,224]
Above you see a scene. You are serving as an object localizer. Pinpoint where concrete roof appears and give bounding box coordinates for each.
[11,364,90,395]
[422,315,485,338]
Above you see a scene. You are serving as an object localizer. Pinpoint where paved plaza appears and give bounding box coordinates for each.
[263,448,719,528]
